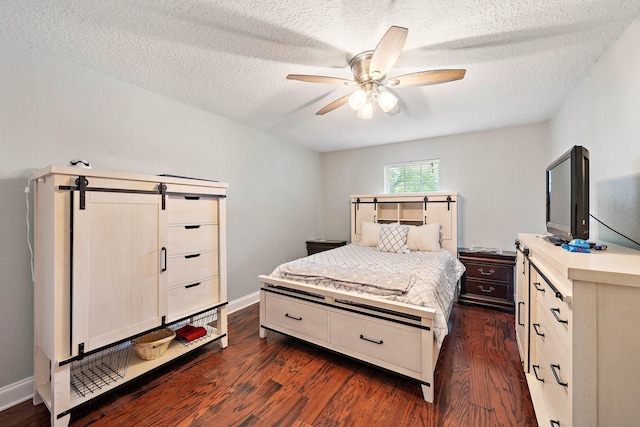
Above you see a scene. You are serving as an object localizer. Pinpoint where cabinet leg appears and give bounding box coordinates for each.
[219,336,228,349]
[53,413,70,427]
[421,383,434,403]
[259,326,267,339]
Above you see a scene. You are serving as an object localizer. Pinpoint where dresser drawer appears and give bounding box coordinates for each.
[167,251,218,286]
[464,261,512,283]
[533,277,572,351]
[330,311,421,372]
[534,320,572,390]
[168,278,218,321]
[263,293,329,342]
[168,224,218,256]
[167,195,219,225]
[464,279,509,299]
[532,347,571,426]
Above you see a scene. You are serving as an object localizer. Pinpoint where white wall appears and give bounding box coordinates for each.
[321,122,550,251]
[551,15,640,248]
[0,39,321,389]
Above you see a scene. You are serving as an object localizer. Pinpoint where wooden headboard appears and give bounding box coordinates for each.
[350,193,459,255]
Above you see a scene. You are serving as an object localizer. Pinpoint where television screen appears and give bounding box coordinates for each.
[545,146,589,243]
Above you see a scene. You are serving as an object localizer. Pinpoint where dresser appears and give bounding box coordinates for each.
[31,166,228,427]
[458,249,516,311]
[515,233,640,427]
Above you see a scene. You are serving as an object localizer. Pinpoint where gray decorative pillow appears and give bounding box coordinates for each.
[377,225,410,254]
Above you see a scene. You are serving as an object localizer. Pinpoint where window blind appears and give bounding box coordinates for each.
[384,159,440,193]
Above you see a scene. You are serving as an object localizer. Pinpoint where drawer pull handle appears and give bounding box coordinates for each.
[532,364,544,382]
[184,253,201,259]
[550,421,561,427]
[185,225,201,230]
[517,302,525,326]
[359,334,383,345]
[477,268,495,276]
[550,364,568,387]
[184,196,200,200]
[533,282,545,292]
[285,313,302,321]
[477,285,495,293]
[532,323,545,337]
[185,282,201,289]
[550,308,568,324]
[161,247,167,272]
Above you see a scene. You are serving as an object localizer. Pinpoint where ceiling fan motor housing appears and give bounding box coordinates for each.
[349,51,375,83]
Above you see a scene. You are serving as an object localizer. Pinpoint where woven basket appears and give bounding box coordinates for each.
[132,328,176,360]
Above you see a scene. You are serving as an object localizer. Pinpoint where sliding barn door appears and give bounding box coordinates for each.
[71,191,167,354]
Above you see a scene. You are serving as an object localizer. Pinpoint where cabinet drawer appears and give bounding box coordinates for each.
[264,293,329,342]
[532,348,571,426]
[330,311,421,372]
[168,278,219,321]
[464,261,511,283]
[167,251,218,286]
[533,279,572,349]
[168,224,218,256]
[167,196,218,225]
[464,279,509,299]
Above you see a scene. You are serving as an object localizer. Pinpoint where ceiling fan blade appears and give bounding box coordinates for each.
[386,69,466,87]
[316,93,351,115]
[287,74,356,85]
[368,26,408,79]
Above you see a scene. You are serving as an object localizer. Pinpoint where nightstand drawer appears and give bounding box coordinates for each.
[464,279,509,299]
[464,261,512,283]
[306,239,347,256]
[458,249,516,311]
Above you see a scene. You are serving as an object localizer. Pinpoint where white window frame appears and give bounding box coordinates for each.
[384,159,440,194]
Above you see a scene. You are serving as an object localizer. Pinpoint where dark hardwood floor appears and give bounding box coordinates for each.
[1,302,537,427]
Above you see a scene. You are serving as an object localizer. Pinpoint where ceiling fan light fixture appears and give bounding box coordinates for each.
[348,89,367,110]
[377,90,398,113]
[357,101,374,119]
[287,26,466,118]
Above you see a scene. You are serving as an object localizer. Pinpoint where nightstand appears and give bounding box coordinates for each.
[306,239,347,256]
[458,248,516,311]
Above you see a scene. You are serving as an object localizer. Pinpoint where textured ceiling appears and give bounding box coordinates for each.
[2,0,640,152]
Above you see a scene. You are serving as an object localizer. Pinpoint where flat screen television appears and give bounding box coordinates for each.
[545,145,590,244]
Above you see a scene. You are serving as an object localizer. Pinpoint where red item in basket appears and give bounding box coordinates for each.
[176,325,207,342]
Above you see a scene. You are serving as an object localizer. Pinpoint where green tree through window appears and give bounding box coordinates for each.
[384,160,440,193]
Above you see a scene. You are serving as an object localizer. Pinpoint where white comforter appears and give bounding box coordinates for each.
[270,243,466,347]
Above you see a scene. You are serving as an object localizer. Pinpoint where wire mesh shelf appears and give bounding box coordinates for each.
[70,341,132,398]
[69,306,221,397]
[170,308,219,347]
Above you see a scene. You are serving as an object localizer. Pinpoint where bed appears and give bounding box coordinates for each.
[258,193,464,402]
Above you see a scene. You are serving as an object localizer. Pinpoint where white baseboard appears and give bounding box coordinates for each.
[0,292,261,413]
[228,291,260,314]
[0,377,33,412]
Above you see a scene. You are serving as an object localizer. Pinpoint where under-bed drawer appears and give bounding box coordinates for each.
[263,293,329,342]
[330,311,422,372]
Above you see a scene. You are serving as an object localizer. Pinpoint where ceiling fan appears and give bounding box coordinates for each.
[287,26,466,119]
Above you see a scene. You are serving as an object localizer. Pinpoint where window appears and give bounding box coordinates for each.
[384,159,440,193]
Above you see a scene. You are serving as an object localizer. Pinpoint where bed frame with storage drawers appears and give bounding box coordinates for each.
[258,193,459,402]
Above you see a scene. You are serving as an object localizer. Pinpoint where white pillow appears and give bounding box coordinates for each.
[406,223,441,252]
[359,221,382,247]
[377,225,410,254]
